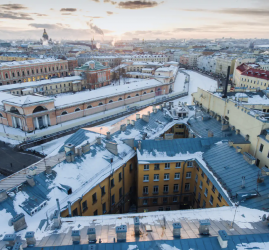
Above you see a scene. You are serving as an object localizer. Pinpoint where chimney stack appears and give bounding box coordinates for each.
[138,141,142,150]
[96,137,102,145]
[67,201,72,217]
[136,114,140,120]
[56,198,60,212]
[106,132,111,140]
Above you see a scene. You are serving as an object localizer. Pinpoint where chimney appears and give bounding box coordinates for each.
[236,146,242,153]
[82,141,90,153]
[147,111,151,116]
[106,132,111,140]
[134,217,140,236]
[2,234,16,248]
[222,66,230,98]
[87,228,96,243]
[12,213,27,232]
[131,120,135,126]
[221,124,229,131]
[56,198,60,212]
[245,134,249,141]
[136,114,140,120]
[217,230,229,249]
[164,133,174,140]
[67,201,72,217]
[236,129,240,135]
[45,165,52,174]
[26,175,35,187]
[115,225,127,242]
[52,210,61,229]
[0,189,8,203]
[127,119,130,125]
[120,124,126,132]
[228,141,234,147]
[243,152,256,165]
[106,142,118,155]
[138,141,142,150]
[25,231,36,247]
[142,115,149,123]
[169,102,173,109]
[173,223,182,238]
[241,176,245,188]
[71,230,81,244]
[96,137,102,145]
[153,108,157,113]
[208,131,214,137]
[198,219,210,235]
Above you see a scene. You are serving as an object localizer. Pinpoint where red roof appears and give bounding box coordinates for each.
[241,68,269,80]
[236,63,250,73]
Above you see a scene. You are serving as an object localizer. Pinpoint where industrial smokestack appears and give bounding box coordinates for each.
[223,66,230,99]
[56,199,60,212]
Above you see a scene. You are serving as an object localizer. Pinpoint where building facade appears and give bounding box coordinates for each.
[0,59,69,85]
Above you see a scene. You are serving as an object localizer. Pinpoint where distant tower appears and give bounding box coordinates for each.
[91,37,94,50]
[42,29,49,41]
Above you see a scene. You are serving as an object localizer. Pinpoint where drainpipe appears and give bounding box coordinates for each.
[179,160,187,209]
[79,197,82,216]
[122,163,126,213]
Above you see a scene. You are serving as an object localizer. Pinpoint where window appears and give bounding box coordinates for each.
[129,164,133,172]
[163,185,169,193]
[32,70,34,74]
[259,143,264,152]
[101,186,105,196]
[144,164,149,170]
[186,172,191,179]
[204,188,208,197]
[119,187,122,198]
[72,208,78,216]
[17,72,20,77]
[74,108,80,112]
[163,197,168,203]
[143,199,148,205]
[206,177,210,185]
[82,200,88,211]
[99,102,103,106]
[153,185,159,194]
[174,184,179,192]
[194,186,196,194]
[267,151,269,158]
[176,162,181,168]
[143,175,149,182]
[154,174,159,181]
[36,69,38,74]
[202,200,206,208]
[173,196,177,202]
[111,178,114,188]
[218,193,222,202]
[108,100,113,103]
[199,181,203,189]
[87,105,92,109]
[210,195,214,205]
[158,207,163,211]
[153,198,158,204]
[198,192,201,202]
[187,161,193,167]
[118,97,123,101]
[185,183,190,191]
[201,171,204,178]
[256,159,260,167]
[164,173,170,180]
[154,164,160,170]
[143,91,147,95]
[174,173,180,180]
[165,163,170,169]
[92,193,97,203]
[143,186,148,194]
[112,194,115,205]
[127,95,131,99]
[102,202,106,214]
[212,185,216,193]
[119,172,122,182]
[195,174,198,183]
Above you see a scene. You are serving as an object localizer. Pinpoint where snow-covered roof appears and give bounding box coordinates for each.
[3,95,54,107]
[0,76,83,92]
[0,58,63,68]
[54,79,164,108]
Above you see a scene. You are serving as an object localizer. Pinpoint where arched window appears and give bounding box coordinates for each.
[61,111,68,115]
[33,106,48,113]
[10,107,20,114]
[143,91,147,95]
[136,93,139,96]
[108,100,113,103]
[157,88,161,91]
[87,105,92,109]
[150,90,154,93]
[0,113,3,117]
[74,108,80,112]
[118,97,123,101]
[127,95,131,99]
[99,102,103,106]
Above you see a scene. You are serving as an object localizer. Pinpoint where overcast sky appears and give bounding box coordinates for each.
[0,0,269,40]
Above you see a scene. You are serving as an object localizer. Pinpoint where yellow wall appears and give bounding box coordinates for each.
[61,157,136,217]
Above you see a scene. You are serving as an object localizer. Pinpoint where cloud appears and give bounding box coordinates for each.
[61,13,72,15]
[29,23,64,29]
[85,16,103,18]
[107,11,113,15]
[60,8,77,12]
[32,13,48,17]
[182,8,269,17]
[118,1,162,9]
[104,0,117,4]
[0,4,27,10]
[91,0,100,2]
[87,22,104,35]
[0,12,33,20]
